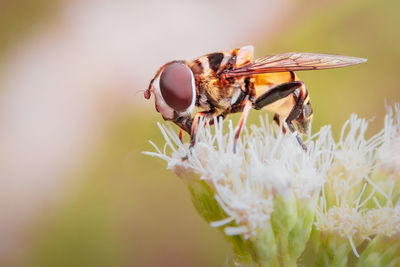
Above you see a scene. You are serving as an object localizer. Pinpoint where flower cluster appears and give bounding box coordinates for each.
[144,104,400,266]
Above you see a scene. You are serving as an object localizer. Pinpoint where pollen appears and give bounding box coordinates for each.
[315,205,364,237]
[365,207,400,237]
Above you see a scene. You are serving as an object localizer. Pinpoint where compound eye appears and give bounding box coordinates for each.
[159,63,194,111]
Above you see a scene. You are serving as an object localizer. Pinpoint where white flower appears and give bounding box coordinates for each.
[378,104,400,166]
[144,104,400,265]
[145,116,333,240]
[365,206,400,237]
[374,104,400,207]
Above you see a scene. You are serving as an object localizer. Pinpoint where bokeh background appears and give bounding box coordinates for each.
[0,0,399,266]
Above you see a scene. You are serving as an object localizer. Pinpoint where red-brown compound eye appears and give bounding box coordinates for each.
[159,62,194,111]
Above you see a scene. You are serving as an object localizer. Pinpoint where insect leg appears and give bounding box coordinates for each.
[273,113,287,134]
[253,81,304,110]
[173,115,192,135]
[190,110,218,149]
[207,113,226,126]
[273,113,280,126]
[178,128,183,143]
[233,99,252,153]
[253,81,308,151]
[285,84,308,151]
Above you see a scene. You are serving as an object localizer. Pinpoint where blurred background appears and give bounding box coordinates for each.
[0,0,399,266]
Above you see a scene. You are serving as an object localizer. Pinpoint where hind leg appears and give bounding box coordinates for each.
[273,113,286,134]
[254,81,308,151]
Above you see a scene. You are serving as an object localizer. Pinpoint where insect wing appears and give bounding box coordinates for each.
[224,52,367,77]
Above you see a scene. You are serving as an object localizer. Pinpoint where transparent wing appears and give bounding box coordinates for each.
[224,52,367,77]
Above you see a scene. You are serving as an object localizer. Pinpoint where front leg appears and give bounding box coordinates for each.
[190,109,218,149]
[173,115,193,135]
[179,110,218,161]
[172,114,192,144]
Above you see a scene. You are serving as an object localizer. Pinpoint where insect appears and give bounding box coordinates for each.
[145,45,366,152]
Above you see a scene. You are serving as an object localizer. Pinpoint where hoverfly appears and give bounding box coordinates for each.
[145,45,366,152]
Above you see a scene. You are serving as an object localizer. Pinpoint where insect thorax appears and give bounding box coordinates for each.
[188,53,254,111]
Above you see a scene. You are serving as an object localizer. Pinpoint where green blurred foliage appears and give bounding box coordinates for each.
[0,0,60,63]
